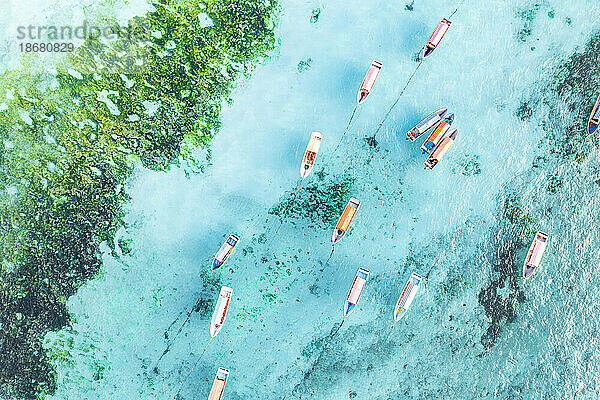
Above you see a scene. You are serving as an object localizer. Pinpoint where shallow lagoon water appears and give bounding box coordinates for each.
[3,0,600,398]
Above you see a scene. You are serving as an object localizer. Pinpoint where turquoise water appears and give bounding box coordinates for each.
[3,0,600,398]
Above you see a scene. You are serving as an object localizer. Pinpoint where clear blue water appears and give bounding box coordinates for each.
[4,0,600,398]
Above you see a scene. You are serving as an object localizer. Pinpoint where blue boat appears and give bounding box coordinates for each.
[211,234,239,270]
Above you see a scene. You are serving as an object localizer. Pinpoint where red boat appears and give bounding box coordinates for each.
[357,60,382,104]
[422,18,451,59]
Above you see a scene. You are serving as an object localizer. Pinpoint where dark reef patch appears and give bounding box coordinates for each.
[515,4,542,43]
[477,28,600,352]
[297,58,312,73]
[269,169,355,228]
[477,193,532,349]
[0,0,280,398]
[453,154,481,176]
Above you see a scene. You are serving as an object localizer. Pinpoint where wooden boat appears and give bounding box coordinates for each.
[394,272,422,322]
[344,267,370,317]
[357,60,382,105]
[421,113,454,154]
[523,231,548,280]
[300,131,323,179]
[424,128,457,170]
[587,93,600,135]
[210,286,233,338]
[212,234,239,270]
[406,108,448,141]
[332,197,361,245]
[422,18,451,59]
[208,367,230,400]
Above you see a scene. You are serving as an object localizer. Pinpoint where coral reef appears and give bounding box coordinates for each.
[0,0,279,397]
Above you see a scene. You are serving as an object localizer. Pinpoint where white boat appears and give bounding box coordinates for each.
[357,60,383,104]
[210,286,233,338]
[344,267,370,317]
[406,108,448,141]
[523,231,548,280]
[394,272,421,322]
[212,234,239,270]
[332,197,361,245]
[300,131,323,179]
[208,367,229,400]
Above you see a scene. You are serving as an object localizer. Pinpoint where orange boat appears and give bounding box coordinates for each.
[422,18,451,59]
[421,113,453,154]
[208,367,229,400]
[332,197,361,245]
[424,128,457,170]
[300,131,323,179]
[357,60,382,105]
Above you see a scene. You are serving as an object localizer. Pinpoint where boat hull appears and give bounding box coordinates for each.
[210,286,233,338]
[332,197,361,244]
[421,18,451,59]
[300,131,323,179]
[344,267,369,317]
[424,128,457,170]
[357,60,382,105]
[523,231,548,280]
[208,367,230,400]
[212,234,239,271]
[394,273,422,322]
[421,114,454,154]
[406,108,448,141]
[587,93,600,135]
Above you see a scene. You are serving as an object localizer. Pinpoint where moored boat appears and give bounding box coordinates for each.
[210,286,233,338]
[332,197,361,245]
[523,231,548,280]
[357,60,383,105]
[587,93,600,135]
[406,108,448,141]
[421,113,454,154]
[422,18,451,59]
[208,367,230,400]
[394,272,422,322]
[212,234,239,270]
[344,267,370,317]
[300,131,323,179]
[424,128,457,170]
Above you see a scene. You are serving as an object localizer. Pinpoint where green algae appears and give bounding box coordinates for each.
[0,0,280,398]
[269,169,355,227]
[310,8,321,24]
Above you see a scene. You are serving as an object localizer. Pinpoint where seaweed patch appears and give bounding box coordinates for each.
[0,0,280,397]
[269,169,355,227]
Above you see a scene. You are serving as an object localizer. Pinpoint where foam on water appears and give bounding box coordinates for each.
[29,0,600,399]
